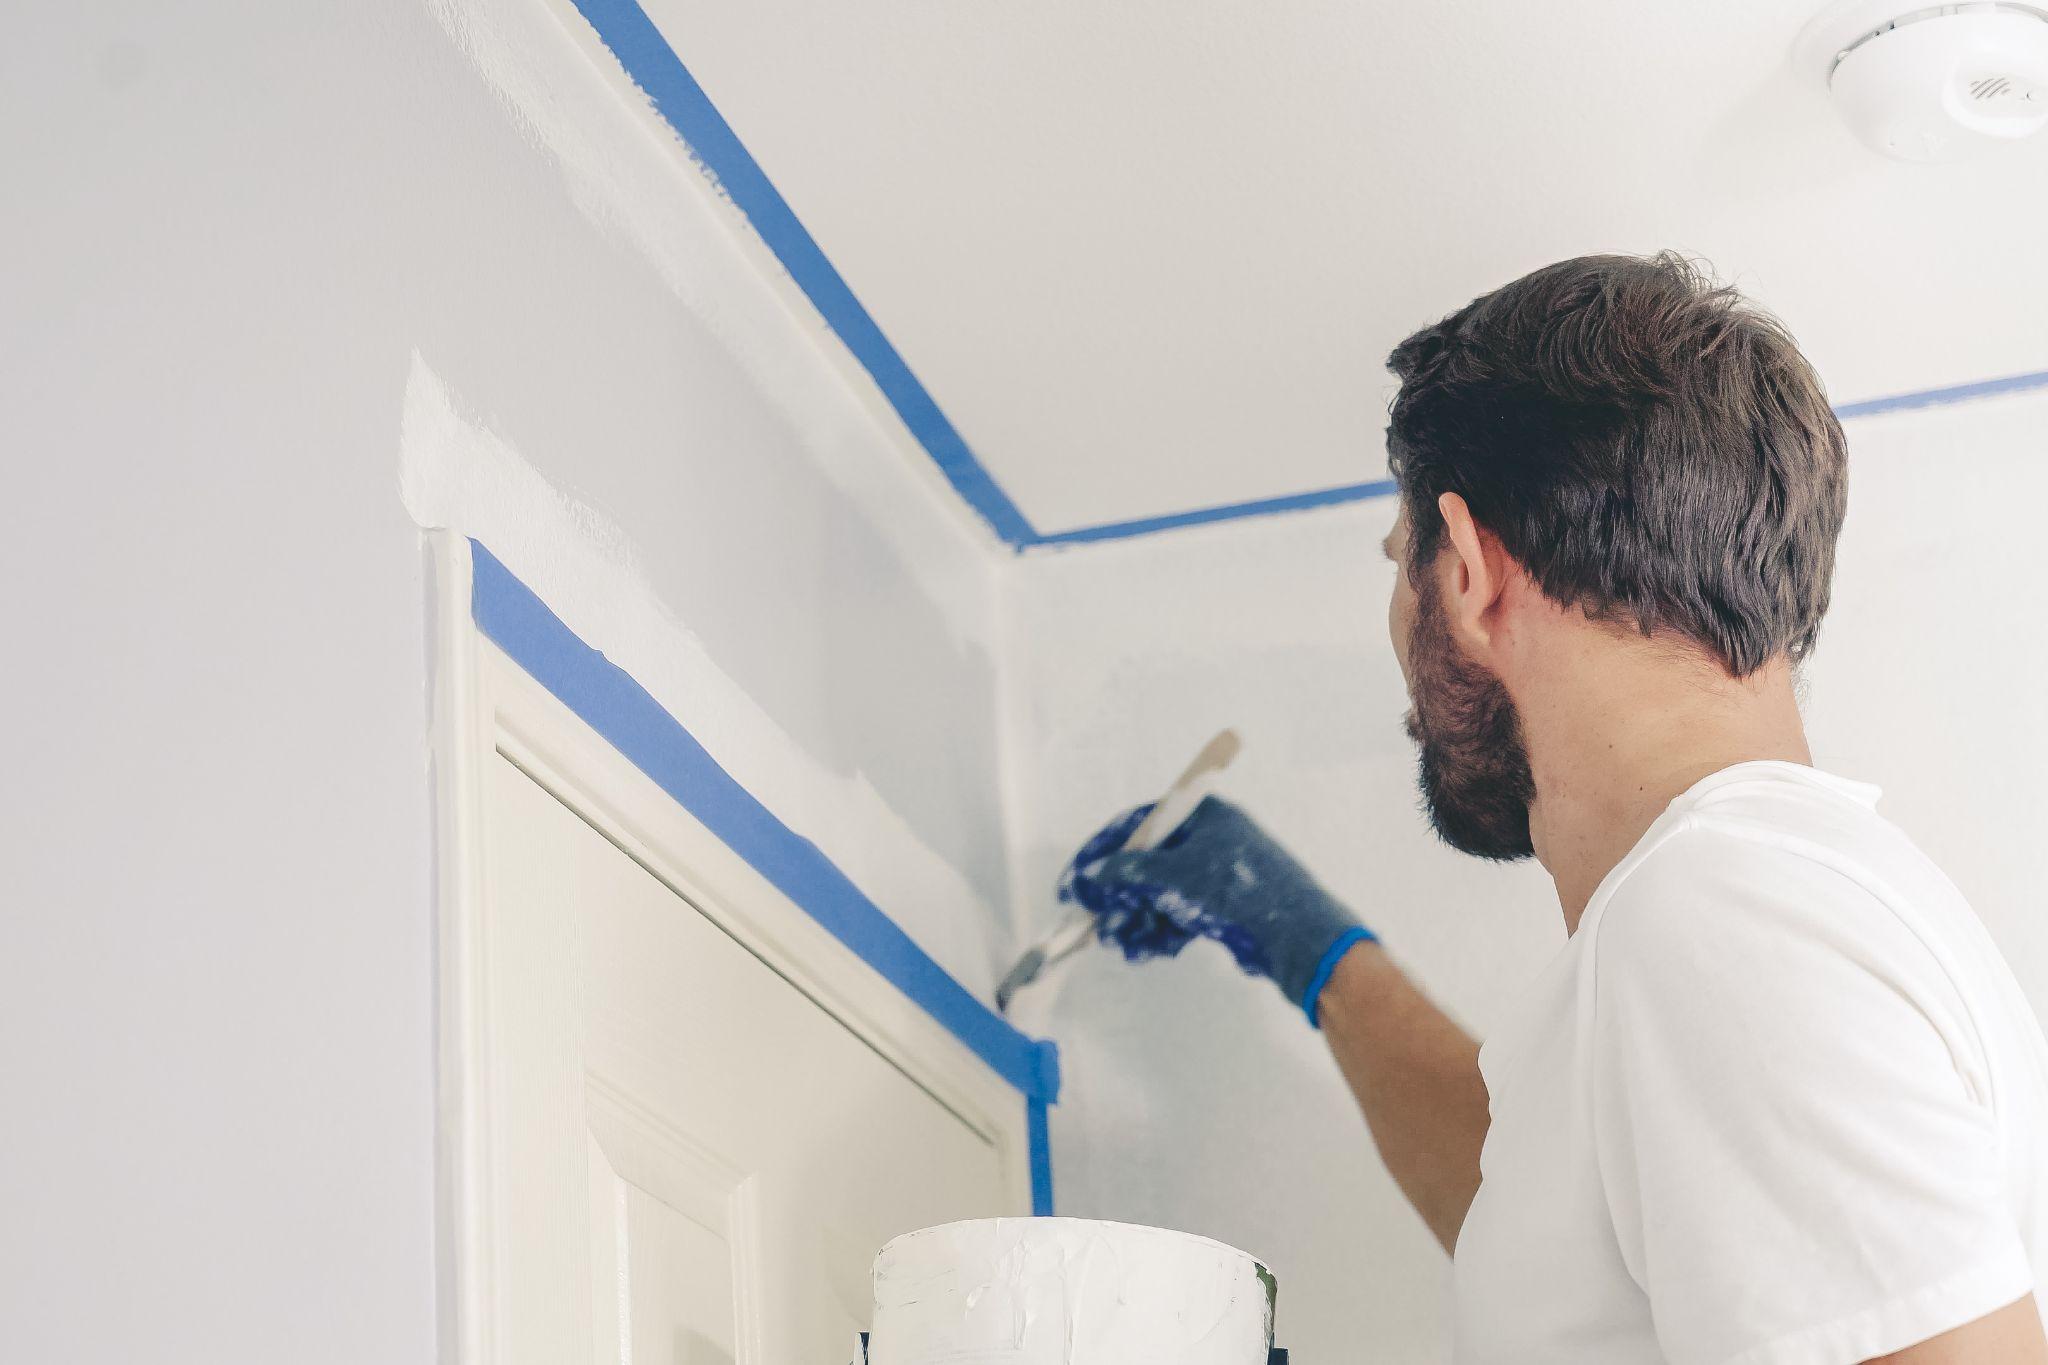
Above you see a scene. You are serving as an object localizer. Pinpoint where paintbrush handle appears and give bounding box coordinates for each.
[1123,727,1241,852]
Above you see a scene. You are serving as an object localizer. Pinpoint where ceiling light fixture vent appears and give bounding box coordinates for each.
[1796,1,2048,160]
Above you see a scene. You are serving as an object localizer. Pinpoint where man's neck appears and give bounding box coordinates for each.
[1519,637,1811,934]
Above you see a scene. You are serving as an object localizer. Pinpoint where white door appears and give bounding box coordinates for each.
[480,751,1014,1363]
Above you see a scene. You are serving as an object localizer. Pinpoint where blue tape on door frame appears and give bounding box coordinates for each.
[468,540,1061,1107]
[1027,1096,1055,1216]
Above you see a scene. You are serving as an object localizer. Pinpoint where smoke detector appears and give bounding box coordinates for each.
[1796,2,2048,160]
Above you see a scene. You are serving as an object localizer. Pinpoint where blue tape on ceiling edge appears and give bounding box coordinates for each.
[1027,1097,1054,1216]
[1032,479,1402,548]
[1025,363,2048,547]
[1833,368,2048,420]
[469,540,1060,1104]
[566,0,1038,549]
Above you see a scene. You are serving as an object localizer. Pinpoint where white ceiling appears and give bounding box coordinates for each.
[635,0,2048,540]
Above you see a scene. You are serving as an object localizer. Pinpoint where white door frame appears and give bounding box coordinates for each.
[425,531,1040,1364]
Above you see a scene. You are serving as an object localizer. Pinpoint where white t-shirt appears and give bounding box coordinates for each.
[1453,761,2048,1365]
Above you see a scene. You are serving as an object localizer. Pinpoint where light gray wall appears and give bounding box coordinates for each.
[0,2,1011,1360]
[1002,387,2048,1361]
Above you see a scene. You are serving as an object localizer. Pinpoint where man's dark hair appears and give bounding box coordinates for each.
[1385,252,1848,677]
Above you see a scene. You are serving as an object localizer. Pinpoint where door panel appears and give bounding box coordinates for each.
[483,752,1009,1363]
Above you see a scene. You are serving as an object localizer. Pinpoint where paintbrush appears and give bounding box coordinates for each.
[995,728,1242,1014]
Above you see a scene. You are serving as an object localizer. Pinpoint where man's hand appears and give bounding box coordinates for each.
[1062,796,1376,1024]
[1064,796,1489,1252]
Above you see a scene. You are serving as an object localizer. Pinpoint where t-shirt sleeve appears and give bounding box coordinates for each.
[1588,822,2033,1365]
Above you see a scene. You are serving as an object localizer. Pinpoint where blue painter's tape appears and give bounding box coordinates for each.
[1027,1096,1055,1216]
[1833,368,2048,420]
[469,540,1060,1103]
[1026,363,2048,548]
[564,0,1037,549]
[1032,480,1402,548]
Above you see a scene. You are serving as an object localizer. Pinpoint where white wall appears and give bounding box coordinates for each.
[1,2,1013,1361]
[1002,386,2048,1360]
[1804,388,2048,1018]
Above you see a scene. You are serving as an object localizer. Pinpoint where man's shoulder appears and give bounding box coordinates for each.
[1588,801,1945,986]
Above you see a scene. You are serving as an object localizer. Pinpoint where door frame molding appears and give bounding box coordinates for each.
[427,531,1049,1364]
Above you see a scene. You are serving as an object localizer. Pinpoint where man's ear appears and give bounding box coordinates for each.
[1436,492,1513,650]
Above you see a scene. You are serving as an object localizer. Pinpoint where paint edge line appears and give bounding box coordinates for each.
[1029,480,1402,548]
[1831,367,2048,420]
[565,0,1038,547]
[1026,366,2048,548]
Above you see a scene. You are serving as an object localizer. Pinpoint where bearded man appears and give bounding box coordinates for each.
[1071,254,2048,1365]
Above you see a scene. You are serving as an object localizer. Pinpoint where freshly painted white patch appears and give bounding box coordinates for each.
[869,1218,1272,1364]
[423,0,1004,571]
[422,0,1028,936]
[400,354,1005,995]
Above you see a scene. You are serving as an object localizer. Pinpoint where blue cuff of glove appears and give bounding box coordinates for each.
[1301,926,1378,1028]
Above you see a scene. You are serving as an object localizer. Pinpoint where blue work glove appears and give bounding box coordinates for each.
[1059,796,1376,1027]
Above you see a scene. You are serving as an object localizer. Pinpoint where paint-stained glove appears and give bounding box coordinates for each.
[1060,796,1376,1026]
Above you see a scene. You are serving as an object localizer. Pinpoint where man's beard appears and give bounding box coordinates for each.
[1403,567,1537,861]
